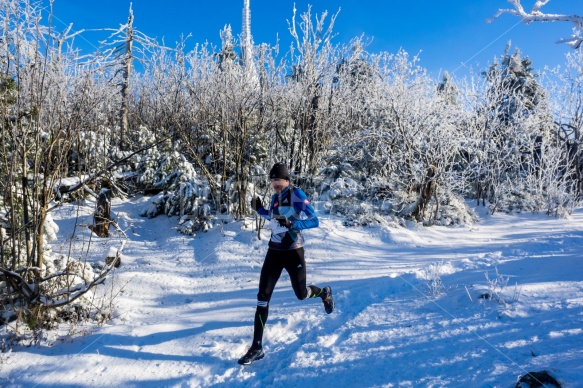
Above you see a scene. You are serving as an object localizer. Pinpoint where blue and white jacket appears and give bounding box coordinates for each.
[257,186,319,250]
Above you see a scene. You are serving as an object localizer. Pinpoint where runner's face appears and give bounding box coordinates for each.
[271,178,289,193]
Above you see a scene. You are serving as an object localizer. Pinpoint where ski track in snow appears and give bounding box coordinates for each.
[1,195,583,387]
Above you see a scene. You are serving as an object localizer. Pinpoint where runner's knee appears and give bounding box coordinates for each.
[294,287,308,300]
[257,291,271,303]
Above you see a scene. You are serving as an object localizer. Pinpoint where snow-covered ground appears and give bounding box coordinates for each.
[1,195,582,387]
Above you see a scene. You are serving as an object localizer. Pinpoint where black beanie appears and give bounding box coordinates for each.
[269,162,290,181]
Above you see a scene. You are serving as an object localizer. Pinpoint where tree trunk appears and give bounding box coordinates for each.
[89,185,113,238]
[412,165,438,222]
[119,4,133,150]
[35,206,46,269]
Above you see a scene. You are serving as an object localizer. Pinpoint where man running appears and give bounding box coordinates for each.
[238,162,334,365]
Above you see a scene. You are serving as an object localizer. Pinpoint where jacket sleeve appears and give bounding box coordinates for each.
[291,188,319,230]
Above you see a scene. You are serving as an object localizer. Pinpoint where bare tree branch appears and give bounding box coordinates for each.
[56,136,171,198]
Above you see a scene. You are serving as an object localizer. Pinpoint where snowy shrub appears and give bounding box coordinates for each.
[177,215,213,235]
[343,212,388,228]
[327,178,363,200]
[1,253,106,333]
[42,255,96,285]
[165,178,210,217]
[315,163,370,222]
[378,200,393,214]
[432,193,478,226]
[177,218,196,235]
[480,266,521,305]
[134,125,157,149]
[180,182,200,215]
[135,138,197,191]
[484,173,576,217]
[316,164,360,195]
[140,175,215,234]
[176,202,213,235]
[72,126,112,172]
[140,192,171,218]
[417,261,456,297]
[482,266,510,303]
[479,266,523,319]
[314,162,477,226]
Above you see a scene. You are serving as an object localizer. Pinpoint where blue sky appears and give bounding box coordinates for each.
[43,0,575,78]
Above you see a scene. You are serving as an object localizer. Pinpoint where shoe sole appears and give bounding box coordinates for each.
[238,352,265,365]
[324,300,334,314]
[324,287,334,314]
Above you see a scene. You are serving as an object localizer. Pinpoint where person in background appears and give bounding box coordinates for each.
[238,162,334,365]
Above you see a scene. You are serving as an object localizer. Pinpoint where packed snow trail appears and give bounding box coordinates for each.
[1,195,582,387]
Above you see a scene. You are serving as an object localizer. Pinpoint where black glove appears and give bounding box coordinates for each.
[251,197,262,211]
[275,215,293,229]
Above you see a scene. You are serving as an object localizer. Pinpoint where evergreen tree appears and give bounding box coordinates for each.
[475,43,555,212]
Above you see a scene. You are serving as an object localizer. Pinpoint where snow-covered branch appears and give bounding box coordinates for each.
[488,0,583,48]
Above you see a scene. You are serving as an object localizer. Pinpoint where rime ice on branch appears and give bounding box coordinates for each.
[488,0,583,49]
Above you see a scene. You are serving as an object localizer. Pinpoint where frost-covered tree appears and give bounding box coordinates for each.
[548,48,583,201]
[3,0,581,292]
[319,45,471,225]
[437,71,459,106]
[0,0,124,332]
[466,44,559,213]
[283,5,340,177]
[119,4,134,150]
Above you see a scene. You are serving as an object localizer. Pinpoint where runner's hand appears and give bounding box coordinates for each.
[251,197,262,211]
[277,216,293,229]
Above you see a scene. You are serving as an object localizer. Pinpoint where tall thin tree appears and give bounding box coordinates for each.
[119,3,134,150]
